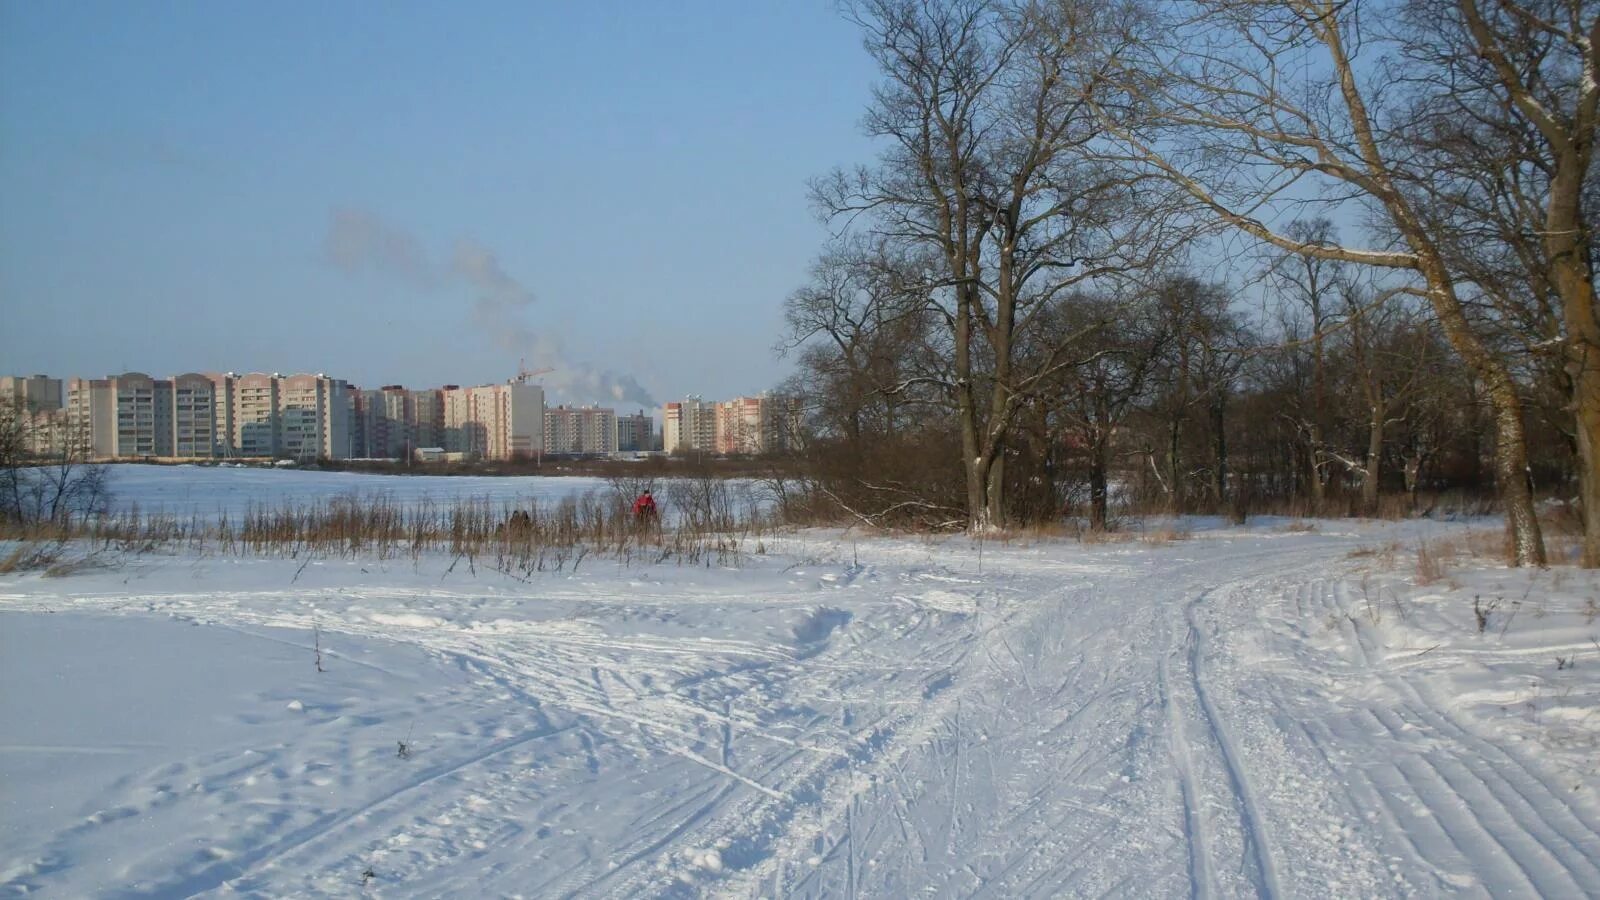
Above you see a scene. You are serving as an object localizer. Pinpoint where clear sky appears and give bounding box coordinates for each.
[0,1,878,407]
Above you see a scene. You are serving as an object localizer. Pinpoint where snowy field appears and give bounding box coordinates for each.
[2,472,1599,897]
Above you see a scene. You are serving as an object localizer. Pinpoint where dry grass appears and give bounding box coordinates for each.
[0,540,68,574]
[42,553,109,578]
[1078,528,1136,544]
[1414,538,1449,585]
[0,481,776,575]
[1411,528,1518,586]
[1346,540,1403,569]
[1140,522,1192,545]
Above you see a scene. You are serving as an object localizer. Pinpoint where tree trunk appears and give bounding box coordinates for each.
[986,450,1006,529]
[1307,422,1325,511]
[1404,452,1422,511]
[1546,160,1600,566]
[966,454,993,533]
[1166,418,1184,514]
[1413,253,1546,565]
[1575,376,1600,566]
[1362,405,1383,514]
[1211,390,1228,504]
[1089,437,1109,531]
[1484,387,1546,565]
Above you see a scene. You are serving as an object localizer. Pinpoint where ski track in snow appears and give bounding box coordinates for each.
[3,521,1600,898]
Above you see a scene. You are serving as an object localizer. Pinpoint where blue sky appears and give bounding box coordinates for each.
[0,1,878,406]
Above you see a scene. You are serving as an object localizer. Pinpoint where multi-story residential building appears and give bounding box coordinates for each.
[204,372,237,457]
[615,411,655,452]
[66,378,113,458]
[2,375,69,456]
[441,382,543,460]
[663,396,716,454]
[61,372,223,459]
[544,405,618,455]
[714,396,768,455]
[115,372,165,457]
[411,388,443,450]
[352,384,440,459]
[232,373,280,457]
[36,368,563,462]
[170,373,218,457]
[1,375,63,413]
[278,374,351,460]
[61,370,352,461]
[664,393,801,456]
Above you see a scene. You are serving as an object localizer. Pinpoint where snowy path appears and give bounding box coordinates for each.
[3,524,1599,897]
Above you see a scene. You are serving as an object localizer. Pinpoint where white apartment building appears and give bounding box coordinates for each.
[664,393,801,456]
[714,396,767,455]
[441,382,544,461]
[62,372,216,459]
[1,375,63,412]
[278,374,352,460]
[55,371,357,460]
[204,372,236,457]
[2,375,69,456]
[544,405,617,455]
[662,396,717,454]
[232,373,280,457]
[170,373,218,457]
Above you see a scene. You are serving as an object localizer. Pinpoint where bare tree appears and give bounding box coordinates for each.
[1141,274,1249,512]
[1054,287,1170,528]
[1266,219,1347,511]
[1398,0,1600,565]
[0,398,111,526]
[778,240,937,451]
[818,0,1175,531]
[1100,0,1548,563]
[1331,282,1439,513]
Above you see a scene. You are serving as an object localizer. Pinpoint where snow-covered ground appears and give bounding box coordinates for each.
[2,481,1598,897]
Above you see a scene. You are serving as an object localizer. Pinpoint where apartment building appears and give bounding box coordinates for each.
[204,372,236,457]
[354,385,407,458]
[441,382,543,460]
[61,372,215,459]
[2,375,69,456]
[714,396,767,455]
[412,389,443,450]
[53,371,358,460]
[615,411,655,452]
[20,368,559,463]
[170,373,219,457]
[351,385,444,459]
[1,375,63,412]
[662,396,717,454]
[544,405,617,455]
[232,373,280,457]
[664,393,801,456]
[277,374,352,460]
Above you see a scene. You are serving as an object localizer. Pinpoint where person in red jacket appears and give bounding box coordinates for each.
[632,489,658,522]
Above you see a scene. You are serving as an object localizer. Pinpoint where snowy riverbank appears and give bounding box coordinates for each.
[2,506,1598,895]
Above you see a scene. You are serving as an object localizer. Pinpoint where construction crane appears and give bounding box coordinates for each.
[515,358,555,384]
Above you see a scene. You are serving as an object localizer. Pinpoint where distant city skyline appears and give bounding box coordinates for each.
[0,2,880,404]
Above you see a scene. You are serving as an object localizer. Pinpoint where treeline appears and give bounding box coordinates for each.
[773,0,1598,567]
